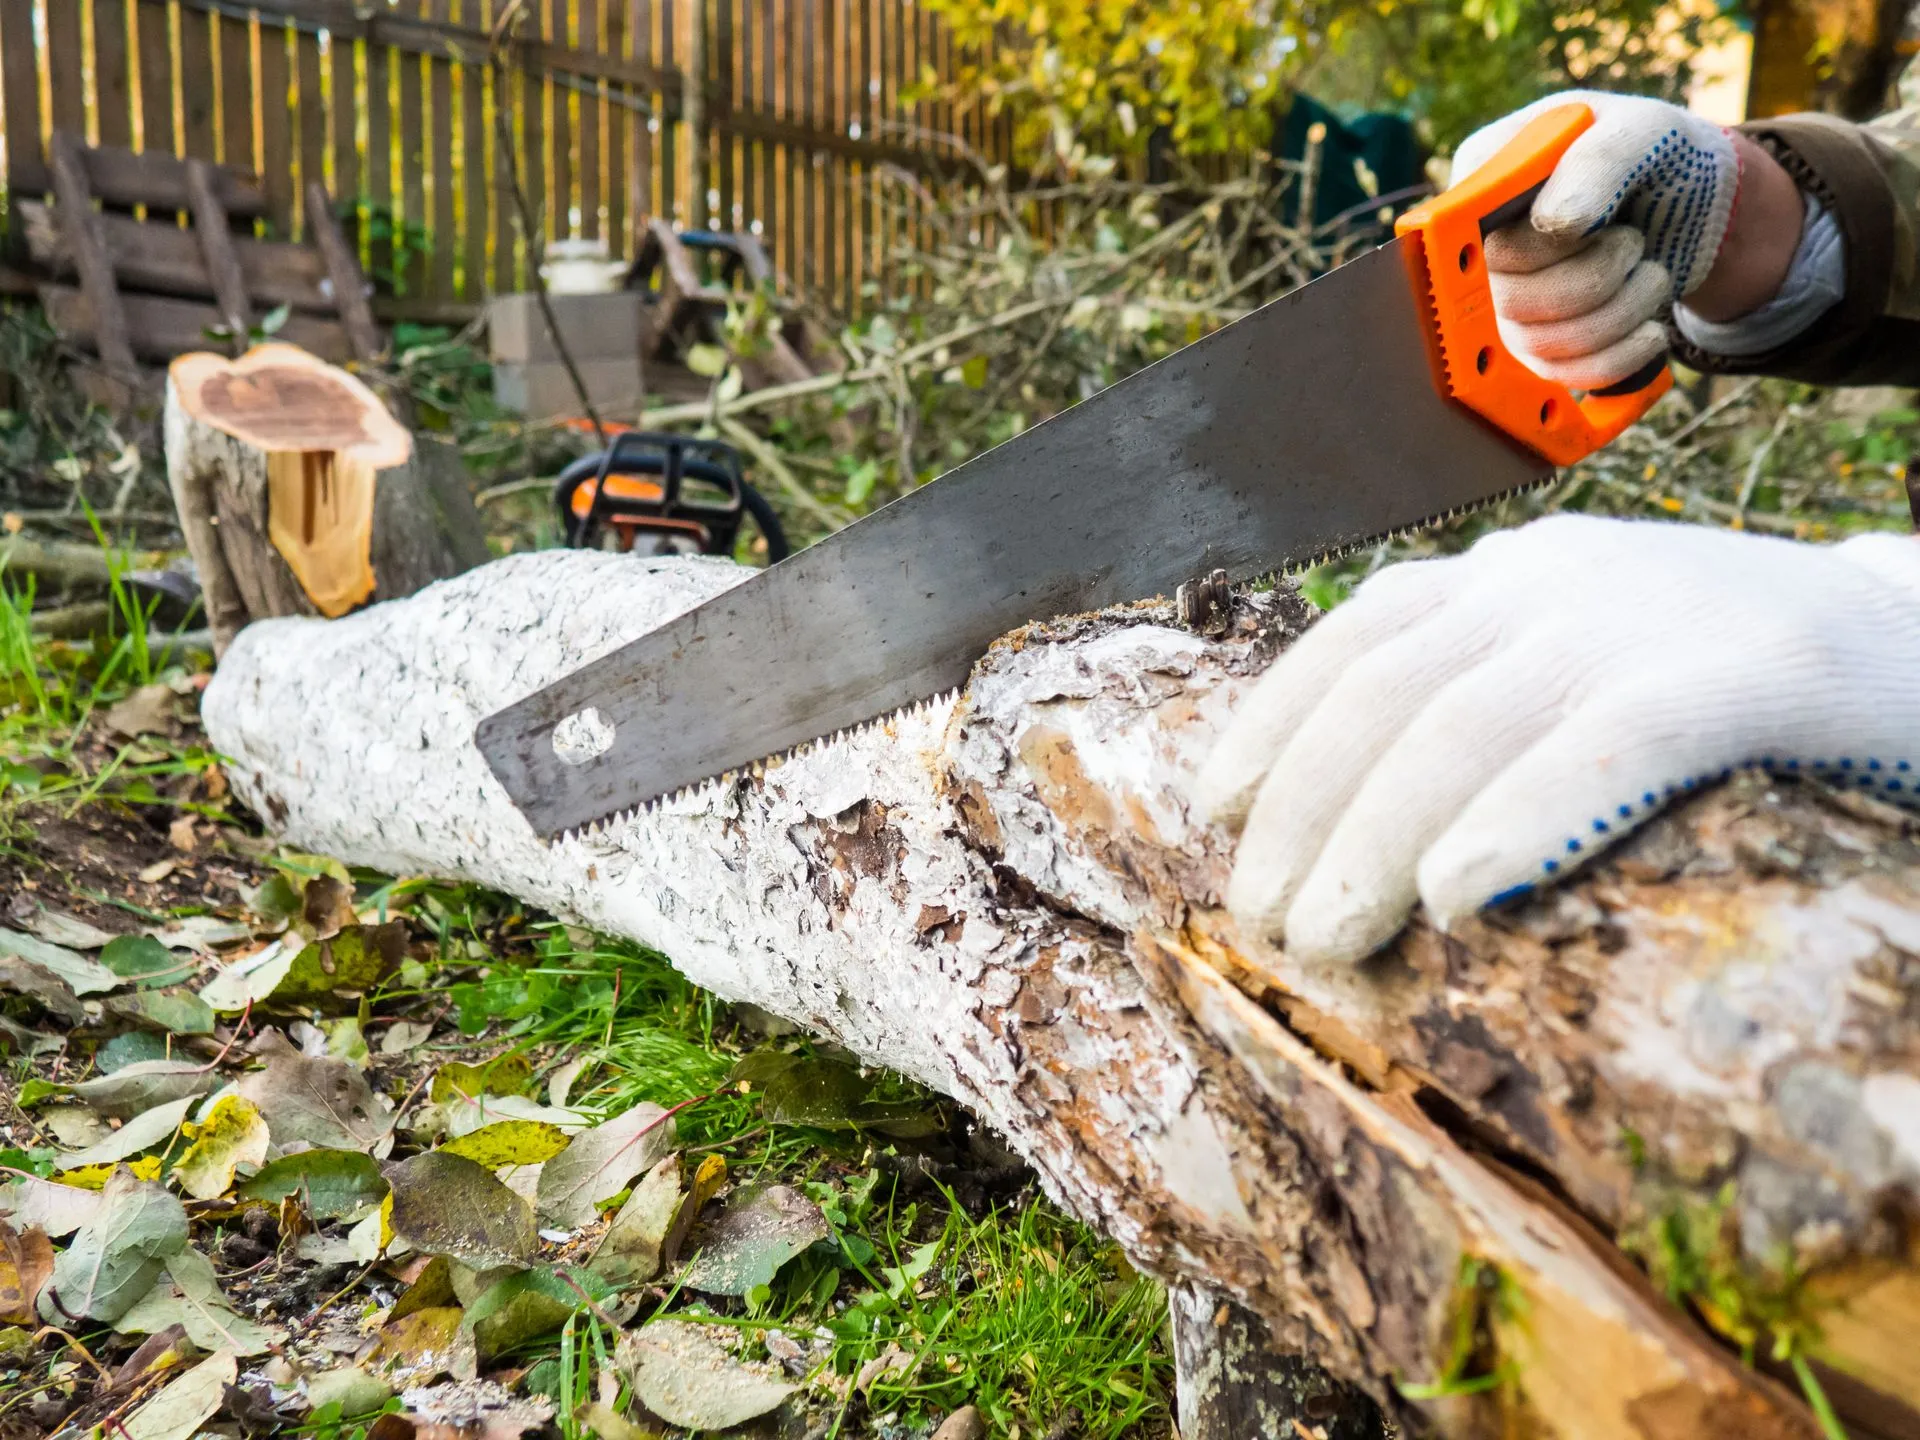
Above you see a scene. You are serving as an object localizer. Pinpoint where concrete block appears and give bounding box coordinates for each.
[493,359,646,422]
[487,291,649,363]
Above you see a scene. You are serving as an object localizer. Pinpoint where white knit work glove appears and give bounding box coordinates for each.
[1451,92,1740,389]
[1194,516,1920,964]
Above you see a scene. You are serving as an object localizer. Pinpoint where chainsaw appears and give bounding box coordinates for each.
[478,104,1672,840]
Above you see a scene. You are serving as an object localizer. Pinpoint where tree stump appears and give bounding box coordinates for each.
[164,343,489,655]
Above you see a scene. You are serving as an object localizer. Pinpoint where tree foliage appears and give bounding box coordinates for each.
[921,0,1735,159]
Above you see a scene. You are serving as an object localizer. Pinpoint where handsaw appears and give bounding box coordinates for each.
[479,103,1671,840]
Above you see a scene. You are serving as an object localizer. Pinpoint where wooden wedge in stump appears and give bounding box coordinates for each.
[164,343,489,654]
[202,549,1920,1440]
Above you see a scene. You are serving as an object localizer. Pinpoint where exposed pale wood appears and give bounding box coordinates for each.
[19,200,332,312]
[308,183,387,364]
[200,553,1920,1438]
[49,133,139,402]
[41,285,353,366]
[186,160,253,348]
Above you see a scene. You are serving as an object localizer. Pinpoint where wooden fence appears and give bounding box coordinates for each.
[0,0,1013,318]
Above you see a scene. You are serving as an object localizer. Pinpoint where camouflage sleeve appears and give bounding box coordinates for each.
[1669,108,1920,386]
[1862,105,1920,322]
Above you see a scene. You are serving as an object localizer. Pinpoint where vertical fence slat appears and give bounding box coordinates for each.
[579,0,602,241]
[520,18,545,263]
[428,0,457,300]
[363,22,393,287]
[178,3,218,161]
[606,0,629,251]
[459,0,488,296]
[44,0,86,142]
[137,0,176,155]
[8,0,1005,320]
[545,0,570,236]
[258,18,293,234]
[330,21,359,209]
[491,6,519,293]
[394,1,426,293]
[216,7,252,173]
[637,0,660,228]
[729,0,744,240]
[0,0,44,191]
[760,0,776,271]
[296,20,326,234]
[95,0,134,150]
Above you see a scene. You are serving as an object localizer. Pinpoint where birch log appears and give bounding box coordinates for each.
[202,549,1920,1440]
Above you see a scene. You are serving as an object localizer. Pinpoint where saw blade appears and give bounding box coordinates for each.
[478,238,1552,839]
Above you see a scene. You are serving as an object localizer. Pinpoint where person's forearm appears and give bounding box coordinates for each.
[1684,131,1805,322]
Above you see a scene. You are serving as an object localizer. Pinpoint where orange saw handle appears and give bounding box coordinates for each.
[1394,102,1671,467]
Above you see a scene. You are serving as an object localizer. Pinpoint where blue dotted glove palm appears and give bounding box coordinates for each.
[1195,516,1920,963]
[1451,92,1740,389]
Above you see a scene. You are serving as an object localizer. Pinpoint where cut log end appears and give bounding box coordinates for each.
[169,344,411,619]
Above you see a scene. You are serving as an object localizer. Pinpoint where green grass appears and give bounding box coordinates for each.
[367,885,1173,1436]
[0,523,218,847]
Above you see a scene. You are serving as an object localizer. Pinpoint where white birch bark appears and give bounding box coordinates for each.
[203,549,1920,1440]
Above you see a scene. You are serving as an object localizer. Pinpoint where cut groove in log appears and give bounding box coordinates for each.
[201,550,1920,1439]
[165,343,486,655]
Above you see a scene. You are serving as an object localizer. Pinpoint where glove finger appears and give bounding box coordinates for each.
[1503,260,1670,360]
[1223,603,1502,939]
[1194,558,1462,828]
[1416,683,1741,926]
[1278,639,1571,963]
[1490,227,1644,323]
[1506,318,1668,391]
[1531,103,1683,235]
[1451,90,1612,186]
[1483,223,1592,277]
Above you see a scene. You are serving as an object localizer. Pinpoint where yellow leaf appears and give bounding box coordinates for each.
[172,1096,271,1201]
[440,1120,571,1170]
[56,1157,163,1189]
[430,1054,532,1104]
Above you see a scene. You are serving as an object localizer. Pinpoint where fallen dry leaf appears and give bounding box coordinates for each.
[590,1155,682,1288]
[37,1168,188,1324]
[103,683,178,741]
[536,1103,676,1229]
[120,1348,238,1440]
[55,1095,195,1171]
[138,858,179,885]
[237,1035,395,1157]
[0,1173,106,1237]
[369,1378,553,1440]
[680,1184,830,1297]
[384,1152,539,1270]
[618,1319,796,1432]
[172,1094,271,1200]
[0,1220,54,1323]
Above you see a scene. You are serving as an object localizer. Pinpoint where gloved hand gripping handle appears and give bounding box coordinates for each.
[1396,102,1672,467]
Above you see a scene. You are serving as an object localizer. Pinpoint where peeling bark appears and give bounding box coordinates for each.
[203,550,1920,1439]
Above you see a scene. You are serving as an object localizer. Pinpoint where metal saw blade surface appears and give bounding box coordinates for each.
[479,238,1550,837]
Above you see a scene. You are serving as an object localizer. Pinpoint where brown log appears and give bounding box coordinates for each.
[163,344,488,655]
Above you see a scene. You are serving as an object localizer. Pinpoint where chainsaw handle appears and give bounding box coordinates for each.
[1394,103,1671,467]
